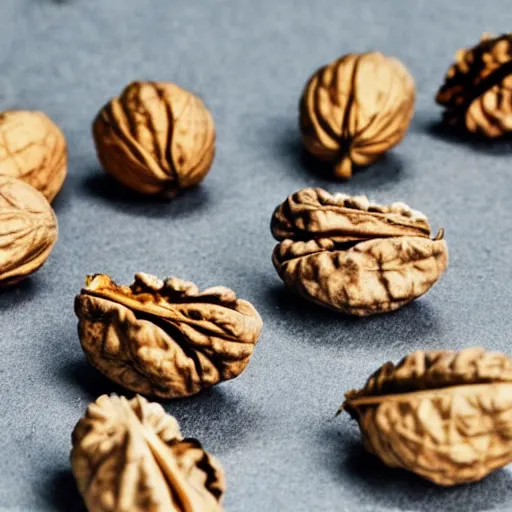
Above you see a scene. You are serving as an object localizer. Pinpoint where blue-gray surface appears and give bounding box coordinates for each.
[2,1,512,511]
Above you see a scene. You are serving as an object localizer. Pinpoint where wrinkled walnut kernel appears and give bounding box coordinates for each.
[299,52,415,178]
[71,394,225,511]
[340,348,512,486]
[74,273,262,398]
[271,188,447,316]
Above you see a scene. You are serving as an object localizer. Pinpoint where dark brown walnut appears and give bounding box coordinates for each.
[0,176,58,287]
[436,33,512,137]
[71,394,225,511]
[93,81,215,196]
[271,188,448,316]
[74,273,263,398]
[340,348,512,486]
[0,110,67,202]
[299,52,415,179]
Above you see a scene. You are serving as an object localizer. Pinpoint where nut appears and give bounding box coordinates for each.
[0,110,67,202]
[71,394,225,511]
[340,348,512,486]
[93,81,215,196]
[436,33,512,137]
[271,187,448,316]
[0,176,58,287]
[74,273,263,398]
[299,52,415,178]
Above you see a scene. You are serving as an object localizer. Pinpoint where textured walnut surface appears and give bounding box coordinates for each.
[271,188,447,316]
[341,348,512,486]
[0,110,67,202]
[299,52,415,178]
[436,33,512,137]
[75,273,262,398]
[0,175,58,287]
[93,81,215,196]
[71,394,225,511]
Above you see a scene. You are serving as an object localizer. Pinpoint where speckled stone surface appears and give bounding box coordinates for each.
[2,1,512,511]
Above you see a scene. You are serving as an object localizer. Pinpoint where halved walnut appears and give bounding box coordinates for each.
[74,273,262,398]
[270,188,448,316]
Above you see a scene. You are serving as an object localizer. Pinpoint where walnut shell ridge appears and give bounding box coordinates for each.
[271,188,447,316]
[436,33,512,137]
[0,176,58,287]
[299,52,415,179]
[93,81,215,196]
[0,110,67,202]
[341,348,512,486]
[71,394,225,511]
[74,273,263,398]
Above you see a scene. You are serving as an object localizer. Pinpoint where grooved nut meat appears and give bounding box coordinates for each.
[299,52,415,179]
[340,348,512,486]
[74,273,263,398]
[92,81,215,196]
[436,33,512,137]
[0,175,58,287]
[271,188,448,316]
[71,394,225,511]
[0,110,67,202]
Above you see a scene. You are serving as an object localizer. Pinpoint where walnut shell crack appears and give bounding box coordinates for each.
[270,188,447,316]
[74,273,263,398]
[93,81,215,196]
[340,348,512,486]
[436,33,512,137]
[0,110,67,202]
[71,394,225,511]
[0,176,58,287]
[299,52,415,178]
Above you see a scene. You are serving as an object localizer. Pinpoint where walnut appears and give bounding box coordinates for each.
[0,176,58,287]
[340,348,512,486]
[270,188,448,316]
[92,81,215,196]
[299,52,415,179]
[71,394,225,511]
[436,33,512,137]
[0,110,67,202]
[74,273,263,398]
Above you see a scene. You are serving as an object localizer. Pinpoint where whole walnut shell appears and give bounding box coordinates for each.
[93,81,215,196]
[74,273,263,398]
[436,33,512,137]
[0,176,58,287]
[341,348,512,486]
[271,188,447,316]
[0,110,67,202]
[71,394,225,511]
[299,52,415,179]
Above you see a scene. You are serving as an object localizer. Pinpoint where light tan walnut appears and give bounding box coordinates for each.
[436,33,512,137]
[340,348,512,486]
[74,273,263,398]
[299,52,415,178]
[0,176,58,287]
[0,110,67,202]
[93,81,215,196]
[271,188,447,316]
[71,394,225,511]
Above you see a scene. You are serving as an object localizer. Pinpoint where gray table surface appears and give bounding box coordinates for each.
[2,1,512,511]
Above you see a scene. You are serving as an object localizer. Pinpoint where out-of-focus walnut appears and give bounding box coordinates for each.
[92,81,215,196]
[271,188,447,316]
[0,110,67,202]
[436,33,512,137]
[71,394,225,511]
[74,273,263,398]
[0,176,58,287]
[299,52,415,179]
[340,348,512,486]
